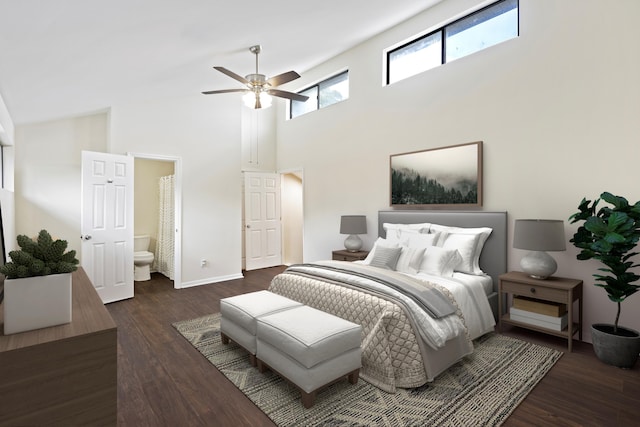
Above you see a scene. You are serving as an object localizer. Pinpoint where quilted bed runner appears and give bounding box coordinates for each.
[173,313,562,427]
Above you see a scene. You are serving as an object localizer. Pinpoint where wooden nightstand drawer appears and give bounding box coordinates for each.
[332,249,369,262]
[500,280,568,303]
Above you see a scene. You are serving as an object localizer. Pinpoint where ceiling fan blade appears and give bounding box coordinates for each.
[266,71,301,87]
[202,88,248,95]
[267,89,309,102]
[214,66,250,85]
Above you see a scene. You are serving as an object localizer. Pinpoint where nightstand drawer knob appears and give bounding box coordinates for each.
[530,287,536,294]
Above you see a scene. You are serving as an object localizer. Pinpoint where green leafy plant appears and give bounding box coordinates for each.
[569,192,640,333]
[0,230,79,279]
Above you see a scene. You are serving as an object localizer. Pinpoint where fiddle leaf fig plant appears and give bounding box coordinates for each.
[0,229,79,279]
[568,192,640,333]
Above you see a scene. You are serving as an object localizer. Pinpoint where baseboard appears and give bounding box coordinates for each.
[180,273,244,289]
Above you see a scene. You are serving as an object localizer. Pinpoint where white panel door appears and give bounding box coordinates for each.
[244,172,282,270]
[81,151,134,303]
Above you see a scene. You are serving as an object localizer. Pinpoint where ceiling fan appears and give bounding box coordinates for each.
[202,45,309,109]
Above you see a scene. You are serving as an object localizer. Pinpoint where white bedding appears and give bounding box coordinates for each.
[414,272,496,340]
[354,258,496,342]
[307,261,467,349]
[452,272,493,296]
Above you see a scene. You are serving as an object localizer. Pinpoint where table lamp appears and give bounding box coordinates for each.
[513,219,566,279]
[340,215,367,252]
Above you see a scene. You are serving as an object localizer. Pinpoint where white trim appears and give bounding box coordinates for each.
[180,273,245,289]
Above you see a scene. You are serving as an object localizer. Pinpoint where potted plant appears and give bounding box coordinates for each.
[1,229,79,334]
[569,192,640,368]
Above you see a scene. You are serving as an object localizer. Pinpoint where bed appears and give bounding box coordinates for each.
[268,210,507,392]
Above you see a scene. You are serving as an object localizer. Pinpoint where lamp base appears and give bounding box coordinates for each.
[520,251,557,279]
[344,234,363,252]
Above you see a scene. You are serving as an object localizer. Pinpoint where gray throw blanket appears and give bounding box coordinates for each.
[285,261,456,319]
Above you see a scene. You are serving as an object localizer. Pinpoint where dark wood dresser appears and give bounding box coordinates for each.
[0,268,117,426]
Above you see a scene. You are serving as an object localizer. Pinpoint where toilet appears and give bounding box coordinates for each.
[134,235,155,281]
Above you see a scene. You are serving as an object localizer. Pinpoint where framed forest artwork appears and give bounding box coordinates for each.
[390,141,483,208]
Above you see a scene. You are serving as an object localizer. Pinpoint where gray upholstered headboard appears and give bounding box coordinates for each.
[378,210,508,319]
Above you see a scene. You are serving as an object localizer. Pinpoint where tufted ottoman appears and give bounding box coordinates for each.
[220,290,303,366]
[256,305,362,408]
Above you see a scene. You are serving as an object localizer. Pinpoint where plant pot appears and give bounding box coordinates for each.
[591,323,640,369]
[3,273,72,335]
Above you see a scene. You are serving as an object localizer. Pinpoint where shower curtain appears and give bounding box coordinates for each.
[155,174,175,280]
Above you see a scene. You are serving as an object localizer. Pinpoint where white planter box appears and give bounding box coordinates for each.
[3,273,72,334]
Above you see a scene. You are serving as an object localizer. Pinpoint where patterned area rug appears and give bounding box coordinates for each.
[173,313,562,427]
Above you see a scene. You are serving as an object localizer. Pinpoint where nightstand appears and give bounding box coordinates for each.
[332,249,369,262]
[498,271,583,352]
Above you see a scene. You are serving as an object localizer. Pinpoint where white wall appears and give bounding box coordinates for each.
[14,112,108,256]
[110,94,243,286]
[276,0,640,341]
[241,105,276,171]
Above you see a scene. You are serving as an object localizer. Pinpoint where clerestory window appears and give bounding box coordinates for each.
[290,70,349,119]
[387,0,519,85]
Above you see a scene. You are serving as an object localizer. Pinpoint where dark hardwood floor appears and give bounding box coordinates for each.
[107,268,639,427]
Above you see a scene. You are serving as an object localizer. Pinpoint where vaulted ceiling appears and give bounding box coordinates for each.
[0,0,441,125]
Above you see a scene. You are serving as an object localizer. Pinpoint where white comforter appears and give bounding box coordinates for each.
[303,261,495,349]
[414,272,496,340]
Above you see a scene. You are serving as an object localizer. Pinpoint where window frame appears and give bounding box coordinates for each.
[386,0,519,85]
[289,70,349,119]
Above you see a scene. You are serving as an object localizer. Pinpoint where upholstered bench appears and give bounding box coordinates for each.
[255,305,362,409]
[220,290,303,366]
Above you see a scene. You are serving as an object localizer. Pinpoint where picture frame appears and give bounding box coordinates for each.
[390,141,483,208]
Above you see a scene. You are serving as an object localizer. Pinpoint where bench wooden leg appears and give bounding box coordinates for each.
[348,369,360,384]
[220,332,230,345]
[220,332,256,366]
[301,390,317,409]
[256,358,268,374]
[256,359,359,409]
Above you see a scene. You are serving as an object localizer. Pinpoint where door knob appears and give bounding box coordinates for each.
[246,225,251,229]
[81,234,92,241]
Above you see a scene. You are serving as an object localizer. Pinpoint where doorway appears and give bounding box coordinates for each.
[130,153,182,289]
[241,169,303,269]
[280,169,304,265]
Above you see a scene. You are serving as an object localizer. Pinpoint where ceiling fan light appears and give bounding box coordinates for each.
[259,92,272,108]
[242,91,272,109]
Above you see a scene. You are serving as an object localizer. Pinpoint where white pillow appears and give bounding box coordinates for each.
[438,233,479,274]
[395,246,426,274]
[418,246,463,277]
[403,231,441,249]
[430,224,492,275]
[383,223,430,245]
[369,245,402,270]
[362,237,398,264]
